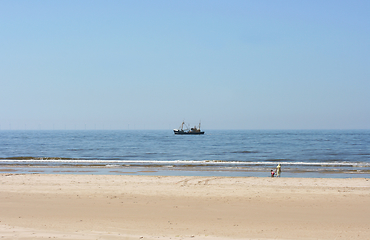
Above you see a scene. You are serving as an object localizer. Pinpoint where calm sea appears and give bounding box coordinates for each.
[1,130,369,178]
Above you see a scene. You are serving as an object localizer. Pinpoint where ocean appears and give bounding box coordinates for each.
[1,130,369,178]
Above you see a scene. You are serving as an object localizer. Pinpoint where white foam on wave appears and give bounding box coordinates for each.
[1,159,369,167]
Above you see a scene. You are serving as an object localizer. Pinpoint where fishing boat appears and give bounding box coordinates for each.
[173,122,204,135]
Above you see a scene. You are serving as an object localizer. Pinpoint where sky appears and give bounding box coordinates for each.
[1,0,369,130]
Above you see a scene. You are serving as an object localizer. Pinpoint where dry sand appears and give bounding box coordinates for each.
[0,174,369,240]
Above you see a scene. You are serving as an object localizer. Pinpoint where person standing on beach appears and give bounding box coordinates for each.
[276,164,281,177]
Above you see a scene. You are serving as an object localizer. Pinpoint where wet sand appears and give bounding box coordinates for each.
[1,174,369,239]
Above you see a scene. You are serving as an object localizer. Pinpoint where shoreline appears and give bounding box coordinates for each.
[1,165,369,178]
[1,174,370,239]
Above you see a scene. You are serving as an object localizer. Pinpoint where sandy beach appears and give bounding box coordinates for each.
[1,174,369,240]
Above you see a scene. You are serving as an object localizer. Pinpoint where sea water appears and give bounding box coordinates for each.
[0,130,369,178]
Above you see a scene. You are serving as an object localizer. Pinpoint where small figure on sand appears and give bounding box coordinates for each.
[270,170,275,177]
[276,164,282,177]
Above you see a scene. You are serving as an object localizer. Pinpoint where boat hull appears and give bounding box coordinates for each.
[173,130,204,135]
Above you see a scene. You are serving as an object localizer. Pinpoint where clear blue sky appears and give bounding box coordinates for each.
[1,0,369,130]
